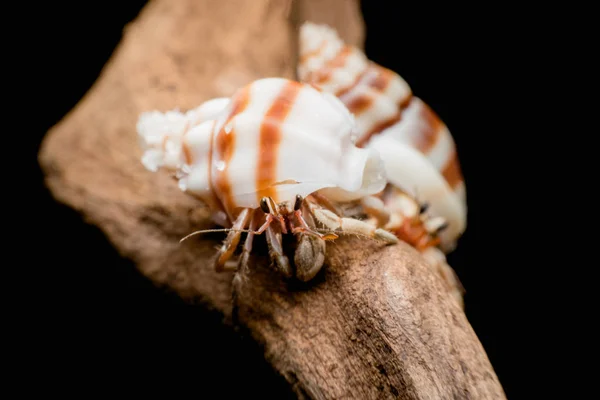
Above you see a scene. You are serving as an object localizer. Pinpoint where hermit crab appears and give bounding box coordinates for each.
[298,21,467,253]
[137,77,398,282]
[297,22,467,304]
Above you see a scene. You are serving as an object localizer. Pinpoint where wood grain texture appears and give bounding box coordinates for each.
[235,239,504,399]
[38,0,505,398]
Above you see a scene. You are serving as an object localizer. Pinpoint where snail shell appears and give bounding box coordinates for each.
[298,22,467,252]
[138,77,387,220]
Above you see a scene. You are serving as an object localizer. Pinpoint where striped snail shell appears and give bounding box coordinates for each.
[137,77,399,281]
[137,77,387,221]
[298,22,467,252]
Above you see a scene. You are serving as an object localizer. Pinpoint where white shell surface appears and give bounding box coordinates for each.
[206,77,386,217]
[177,120,216,200]
[378,97,454,171]
[138,77,387,219]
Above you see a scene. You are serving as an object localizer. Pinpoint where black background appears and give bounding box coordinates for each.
[25,1,536,398]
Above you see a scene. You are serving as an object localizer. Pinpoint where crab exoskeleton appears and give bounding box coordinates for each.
[137,77,398,282]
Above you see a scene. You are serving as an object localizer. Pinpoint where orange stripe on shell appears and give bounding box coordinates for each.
[214,86,251,218]
[441,151,464,189]
[255,81,302,204]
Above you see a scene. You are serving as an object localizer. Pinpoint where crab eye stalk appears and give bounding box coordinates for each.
[294,195,303,211]
[260,197,270,214]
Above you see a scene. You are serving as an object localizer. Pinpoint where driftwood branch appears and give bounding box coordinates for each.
[38,0,505,398]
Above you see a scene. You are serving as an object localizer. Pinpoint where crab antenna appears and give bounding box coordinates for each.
[179,228,254,243]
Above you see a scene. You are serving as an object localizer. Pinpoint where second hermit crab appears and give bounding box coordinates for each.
[297,22,468,305]
[137,77,398,282]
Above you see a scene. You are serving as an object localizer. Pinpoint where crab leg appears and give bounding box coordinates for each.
[214,208,252,271]
[265,223,292,278]
[292,209,338,240]
[309,192,343,215]
[423,216,449,235]
[255,213,274,234]
[237,209,261,274]
[412,230,441,251]
[412,216,448,251]
[360,195,391,227]
[307,200,398,244]
[294,203,327,282]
